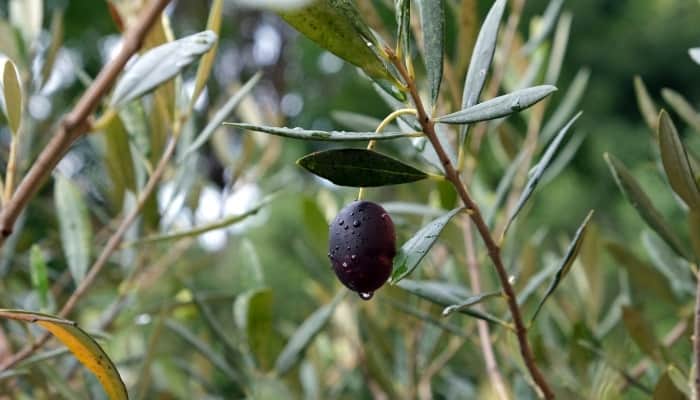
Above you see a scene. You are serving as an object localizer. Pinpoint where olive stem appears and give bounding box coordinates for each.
[358,108,418,201]
[386,47,555,399]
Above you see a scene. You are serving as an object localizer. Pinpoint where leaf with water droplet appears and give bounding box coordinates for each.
[436,85,557,125]
[391,208,464,283]
[297,149,429,187]
[111,30,217,106]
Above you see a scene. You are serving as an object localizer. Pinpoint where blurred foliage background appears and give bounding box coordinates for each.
[0,0,699,399]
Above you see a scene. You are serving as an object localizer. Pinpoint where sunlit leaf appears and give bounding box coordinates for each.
[191,0,223,105]
[2,58,22,135]
[390,207,464,282]
[503,112,582,236]
[0,309,127,400]
[277,0,391,81]
[331,110,383,131]
[29,245,49,311]
[530,210,594,322]
[658,110,700,209]
[417,0,444,108]
[111,30,217,106]
[275,291,345,375]
[225,123,421,142]
[621,306,663,362]
[605,153,689,259]
[634,75,658,132]
[437,85,557,125]
[297,149,429,187]
[54,175,92,285]
[182,72,262,159]
[395,279,508,327]
[661,88,700,132]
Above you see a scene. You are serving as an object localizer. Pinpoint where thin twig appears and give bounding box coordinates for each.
[386,47,554,399]
[463,220,510,400]
[0,0,171,243]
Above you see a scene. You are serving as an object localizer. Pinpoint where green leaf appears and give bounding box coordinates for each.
[690,210,700,260]
[690,47,700,65]
[395,279,508,327]
[441,291,502,316]
[461,0,506,110]
[436,85,557,125]
[544,11,572,84]
[503,112,582,236]
[666,365,691,398]
[522,0,564,54]
[297,149,429,187]
[621,306,663,362]
[182,72,262,159]
[275,291,345,375]
[390,207,464,282]
[541,68,589,142]
[661,88,700,132]
[417,0,444,108]
[2,58,22,135]
[395,0,410,59]
[607,242,677,304]
[191,0,223,105]
[277,0,391,81]
[634,75,658,132]
[658,110,700,209]
[111,30,217,106]
[331,110,384,131]
[0,309,127,400]
[642,232,695,295]
[604,153,689,259]
[29,245,49,311]
[234,288,274,370]
[54,175,92,285]
[100,115,137,209]
[530,210,594,323]
[653,371,686,400]
[225,123,421,142]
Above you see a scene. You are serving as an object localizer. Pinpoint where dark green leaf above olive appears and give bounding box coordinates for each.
[328,201,396,299]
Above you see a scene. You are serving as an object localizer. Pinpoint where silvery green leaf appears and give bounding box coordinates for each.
[658,110,700,209]
[522,0,564,54]
[544,11,572,85]
[437,85,557,125]
[54,175,92,285]
[634,75,658,132]
[111,30,217,106]
[225,123,421,142]
[417,0,444,108]
[541,68,589,142]
[442,291,502,316]
[395,0,410,58]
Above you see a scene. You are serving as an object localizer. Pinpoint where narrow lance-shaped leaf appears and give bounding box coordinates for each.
[544,11,572,85]
[0,309,127,400]
[642,232,694,295]
[606,242,677,304]
[658,110,700,209]
[503,111,582,237]
[297,149,429,187]
[437,85,557,125]
[54,175,92,285]
[225,123,421,142]
[29,245,49,311]
[395,279,508,327]
[395,0,410,58]
[621,306,664,362]
[111,30,217,106]
[2,58,22,135]
[191,0,223,105]
[541,68,589,142]
[390,207,464,282]
[522,0,564,54]
[530,210,594,323]
[634,75,658,132]
[604,153,689,259]
[442,291,502,316]
[661,88,700,132]
[275,291,345,375]
[690,48,700,66]
[417,0,444,108]
[277,0,391,81]
[182,72,262,160]
[234,288,274,370]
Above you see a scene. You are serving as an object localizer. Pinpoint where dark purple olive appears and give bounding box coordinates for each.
[328,201,396,300]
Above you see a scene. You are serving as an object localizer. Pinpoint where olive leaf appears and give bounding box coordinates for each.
[541,68,589,142]
[522,0,564,54]
[225,123,421,142]
[436,85,557,125]
[234,288,274,370]
[605,153,689,259]
[277,0,391,81]
[416,0,444,108]
[390,207,464,282]
[634,75,658,132]
[661,88,700,132]
[29,245,50,311]
[690,47,700,65]
[621,306,664,362]
[297,149,429,187]
[607,242,676,304]
[2,58,22,135]
[54,175,92,285]
[658,110,700,209]
[0,310,127,400]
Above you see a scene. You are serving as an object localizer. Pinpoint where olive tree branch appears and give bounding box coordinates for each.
[385,47,554,399]
[0,0,172,245]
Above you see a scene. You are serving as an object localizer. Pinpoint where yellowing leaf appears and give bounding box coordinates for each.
[0,309,127,400]
[191,0,223,106]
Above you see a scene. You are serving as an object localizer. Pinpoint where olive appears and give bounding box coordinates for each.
[328,201,396,300]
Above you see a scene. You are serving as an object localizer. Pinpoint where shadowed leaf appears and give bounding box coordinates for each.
[417,0,444,108]
[621,306,663,362]
[607,242,676,304]
[297,149,428,187]
[522,0,564,54]
[661,88,700,132]
[54,175,92,285]
[634,76,658,132]
[658,110,700,209]
[390,207,464,282]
